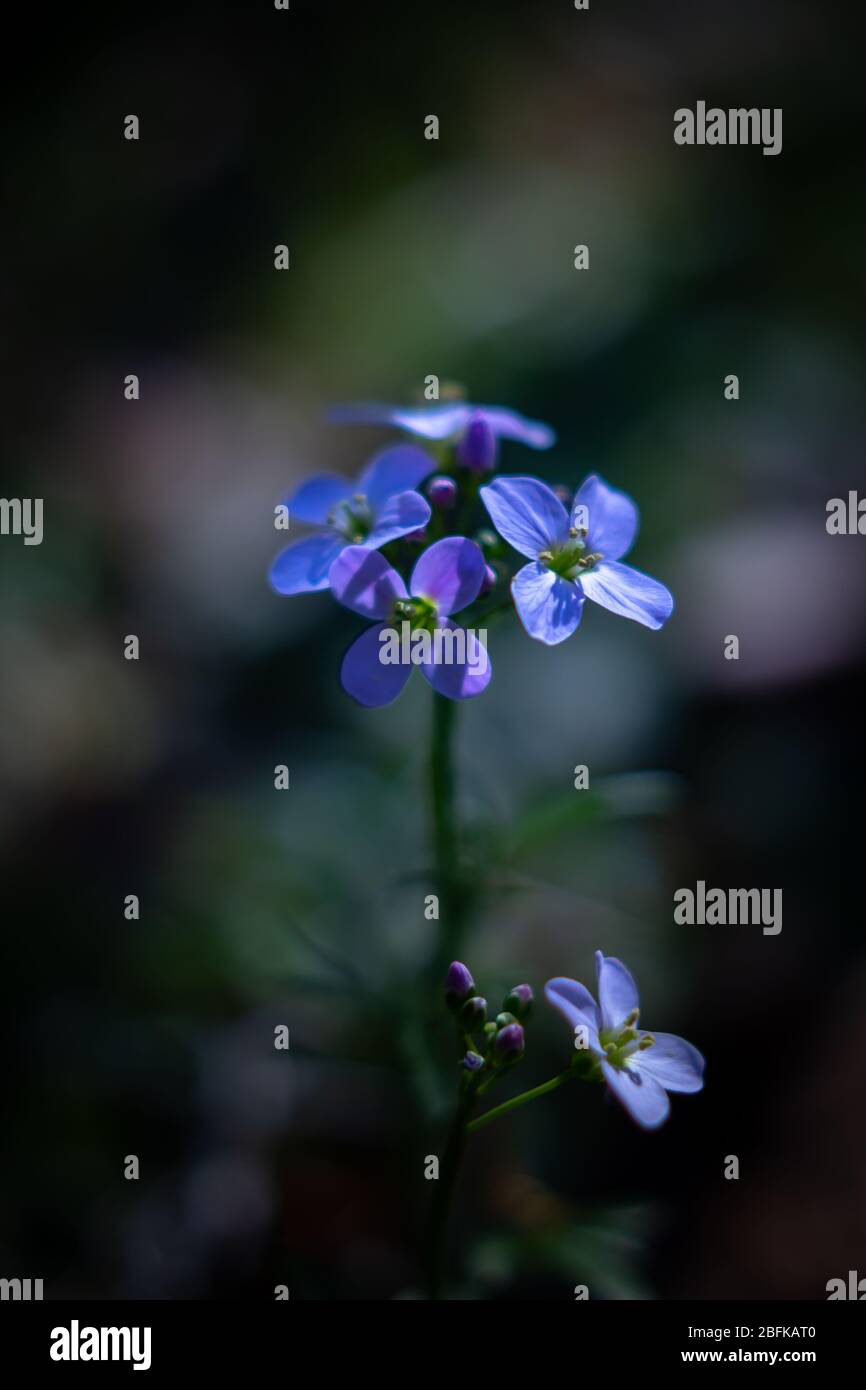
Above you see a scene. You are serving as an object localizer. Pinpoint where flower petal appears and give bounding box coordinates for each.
[573,474,639,561]
[366,490,432,548]
[329,401,471,440]
[328,402,556,449]
[579,561,674,630]
[511,562,584,645]
[480,476,569,558]
[340,622,413,707]
[595,952,640,1032]
[329,545,407,618]
[633,1032,705,1094]
[419,619,492,700]
[410,537,485,616]
[544,978,602,1045]
[359,444,436,507]
[602,1059,671,1129]
[476,406,556,449]
[269,533,346,595]
[284,474,353,526]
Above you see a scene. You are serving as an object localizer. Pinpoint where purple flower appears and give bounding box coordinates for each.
[269,445,433,596]
[329,537,492,707]
[480,473,674,644]
[328,401,556,453]
[545,952,704,1130]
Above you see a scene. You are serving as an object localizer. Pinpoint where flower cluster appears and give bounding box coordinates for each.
[270,397,674,705]
[445,960,532,1079]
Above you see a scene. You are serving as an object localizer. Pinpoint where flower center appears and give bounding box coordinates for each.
[538,527,602,579]
[598,1009,655,1070]
[328,493,373,543]
[391,595,438,631]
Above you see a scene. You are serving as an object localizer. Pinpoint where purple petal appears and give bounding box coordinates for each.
[359,444,436,507]
[419,619,491,700]
[269,532,346,595]
[476,406,556,449]
[284,474,353,526]
[634,1032,705,1094]
[329,545,407,618]
[410,537,485,616]
[340,622,413,708]
[480,476,569,558]
[602,1060,670,1129]
[595,952,640,1032]
[511,562,584,645]
[544,978,602,1045]
[366,490,432,548]
[573,474,639,561]
[329,401,471,440]
[579,561,674,630]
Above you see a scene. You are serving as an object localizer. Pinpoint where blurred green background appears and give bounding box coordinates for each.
[1,0,864,1298]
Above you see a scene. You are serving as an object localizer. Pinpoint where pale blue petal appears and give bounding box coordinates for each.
[329,401,471,440]
[366,490,431,547]
[474,406,556,449]
[634,1032,705,1094]
[511,562,583,644]
[359,445,436,507]
[544,978,602,1048]
[602,1060,671,1129]
[269,533,346,595]
[480,476,569,558]
[579,561,674,630]
[328,401,555,449]
[573,474,639,561]
[284,474,353,526]
[596,952,641,1031]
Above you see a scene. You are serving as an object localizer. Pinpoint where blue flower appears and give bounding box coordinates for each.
[327,401,556,462]
[480,473,674,643]
[269,445,433,595]
[545,952,704,1130]
[329,537,491,707]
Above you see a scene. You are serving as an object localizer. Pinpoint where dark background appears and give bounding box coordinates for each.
[1,0,863,1299]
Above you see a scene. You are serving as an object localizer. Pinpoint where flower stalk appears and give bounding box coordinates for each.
[430,692,464,978]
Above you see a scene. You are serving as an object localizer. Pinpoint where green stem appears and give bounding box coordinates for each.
[466,1067,578,1134]
[428,1085,473,1299]
[430,692,462,974]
